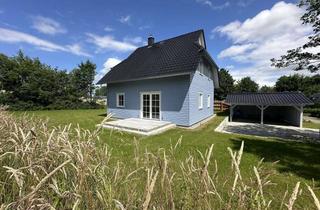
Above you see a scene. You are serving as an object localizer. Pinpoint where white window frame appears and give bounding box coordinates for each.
[140,91,161,120]
[207,94,211,108]
[116,93,125,108]
[198,34,205,47]
[198,92,203,109]
[199,62,204,75]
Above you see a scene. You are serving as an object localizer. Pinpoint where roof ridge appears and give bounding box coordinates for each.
[230,91,303,95]
[139,29,203,48]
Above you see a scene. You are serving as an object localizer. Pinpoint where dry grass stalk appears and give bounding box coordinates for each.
[169,135,182,156]
[133,137,140,167]
[143,168,159,210]
[201,144,214,178]
[286,182,300,210]
[20,159,72,203]
[254,166,265,206]
[161,150,168,188]
[113,199,126,210]
[306,184,320,210]
[228,141,244,194]
[280,189,288,210]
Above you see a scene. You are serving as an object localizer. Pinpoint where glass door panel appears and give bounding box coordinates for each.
[151,94,160,119]
[142,94,150,118]
[141,93,160,119]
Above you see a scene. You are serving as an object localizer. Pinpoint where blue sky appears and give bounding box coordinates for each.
[0,0,313,85]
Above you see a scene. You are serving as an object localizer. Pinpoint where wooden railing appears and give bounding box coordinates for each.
[214,100,229,111]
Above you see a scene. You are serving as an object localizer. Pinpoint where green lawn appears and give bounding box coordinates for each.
[13,109,320,208]
[304,120,320,129]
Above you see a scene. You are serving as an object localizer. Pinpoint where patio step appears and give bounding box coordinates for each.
[101,118,176,136]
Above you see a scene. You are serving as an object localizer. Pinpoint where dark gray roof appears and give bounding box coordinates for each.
[225,92,313,106]
[97,30,217,84]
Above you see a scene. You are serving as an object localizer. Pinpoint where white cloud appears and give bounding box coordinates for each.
[196,0,213,7]
[104,26,114,32]
[95,57,121,82]
[237,0,255,7]
[218,43,256,58]
[66,43,91,57]
[139,25,151,30]
[123,36,146,45]
[119,15,131,24]
[230,65,313,87]
[214,1,317,85]
[86,33,137,52]
[0,27,90,57]
[196,0,230,10]
[32,16,67,35]
[230,65,283,86]
[225,65,234,70]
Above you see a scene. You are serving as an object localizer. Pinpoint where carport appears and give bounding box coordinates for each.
[225,92,313,128]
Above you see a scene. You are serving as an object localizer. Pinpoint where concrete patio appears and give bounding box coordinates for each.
[101,118,176,136]
[216,118,320,143]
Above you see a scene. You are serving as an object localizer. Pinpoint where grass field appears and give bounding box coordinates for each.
[13,109,320,208]
[304,120,320,129]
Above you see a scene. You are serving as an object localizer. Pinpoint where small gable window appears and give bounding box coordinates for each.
[117,93,125,107]
[198,34,205,47]
[207,94,211,108]
[198,93,203,109]
[198,60,213,80]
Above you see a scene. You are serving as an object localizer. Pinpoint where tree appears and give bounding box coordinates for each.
[259,85,274,93]
[71,60,96,100]
[95,85,107,97]
[271,0,320,72]
[235,77,259,92]
[303,74,320,96]
[275,74,305,92]
[215,68,234,100]
[0,53,17,91]
[275,74,320,96]
[0,51,101,110]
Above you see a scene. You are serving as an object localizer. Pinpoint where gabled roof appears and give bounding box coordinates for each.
[225,92,313,106]
[97,30,218,84]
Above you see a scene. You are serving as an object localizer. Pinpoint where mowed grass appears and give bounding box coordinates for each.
[13,109,320,208]
[304,120,320,129]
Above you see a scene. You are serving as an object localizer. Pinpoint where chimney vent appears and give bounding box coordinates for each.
[148,35,154,47]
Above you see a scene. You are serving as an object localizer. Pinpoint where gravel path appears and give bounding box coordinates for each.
[221,121,320,143]
[304,116,320,124]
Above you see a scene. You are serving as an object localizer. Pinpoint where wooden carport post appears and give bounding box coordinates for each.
[257,105,269,125]
[293,105,304,128]
[229,104,236,122]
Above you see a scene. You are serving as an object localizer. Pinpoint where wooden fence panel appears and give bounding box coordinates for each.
[214,100,229,111]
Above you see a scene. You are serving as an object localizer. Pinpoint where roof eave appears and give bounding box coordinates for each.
[105,71,192,84]
[224,102,314,106]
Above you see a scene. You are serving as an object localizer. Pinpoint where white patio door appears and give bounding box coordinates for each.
[141,92,160,120]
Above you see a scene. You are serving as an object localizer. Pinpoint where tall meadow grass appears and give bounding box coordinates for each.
[0,107,319,209]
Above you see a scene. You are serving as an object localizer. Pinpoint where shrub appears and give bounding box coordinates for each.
[3,100,104,111]
[0,107,319,209]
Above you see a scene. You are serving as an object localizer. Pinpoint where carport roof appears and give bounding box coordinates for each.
[225,92,313,106]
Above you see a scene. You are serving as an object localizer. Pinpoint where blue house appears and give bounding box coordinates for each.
[97,30,219,127]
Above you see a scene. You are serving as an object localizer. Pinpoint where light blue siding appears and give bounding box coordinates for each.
[188,70,214,126]
[107,75,191,126]
[107,68,215,126]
